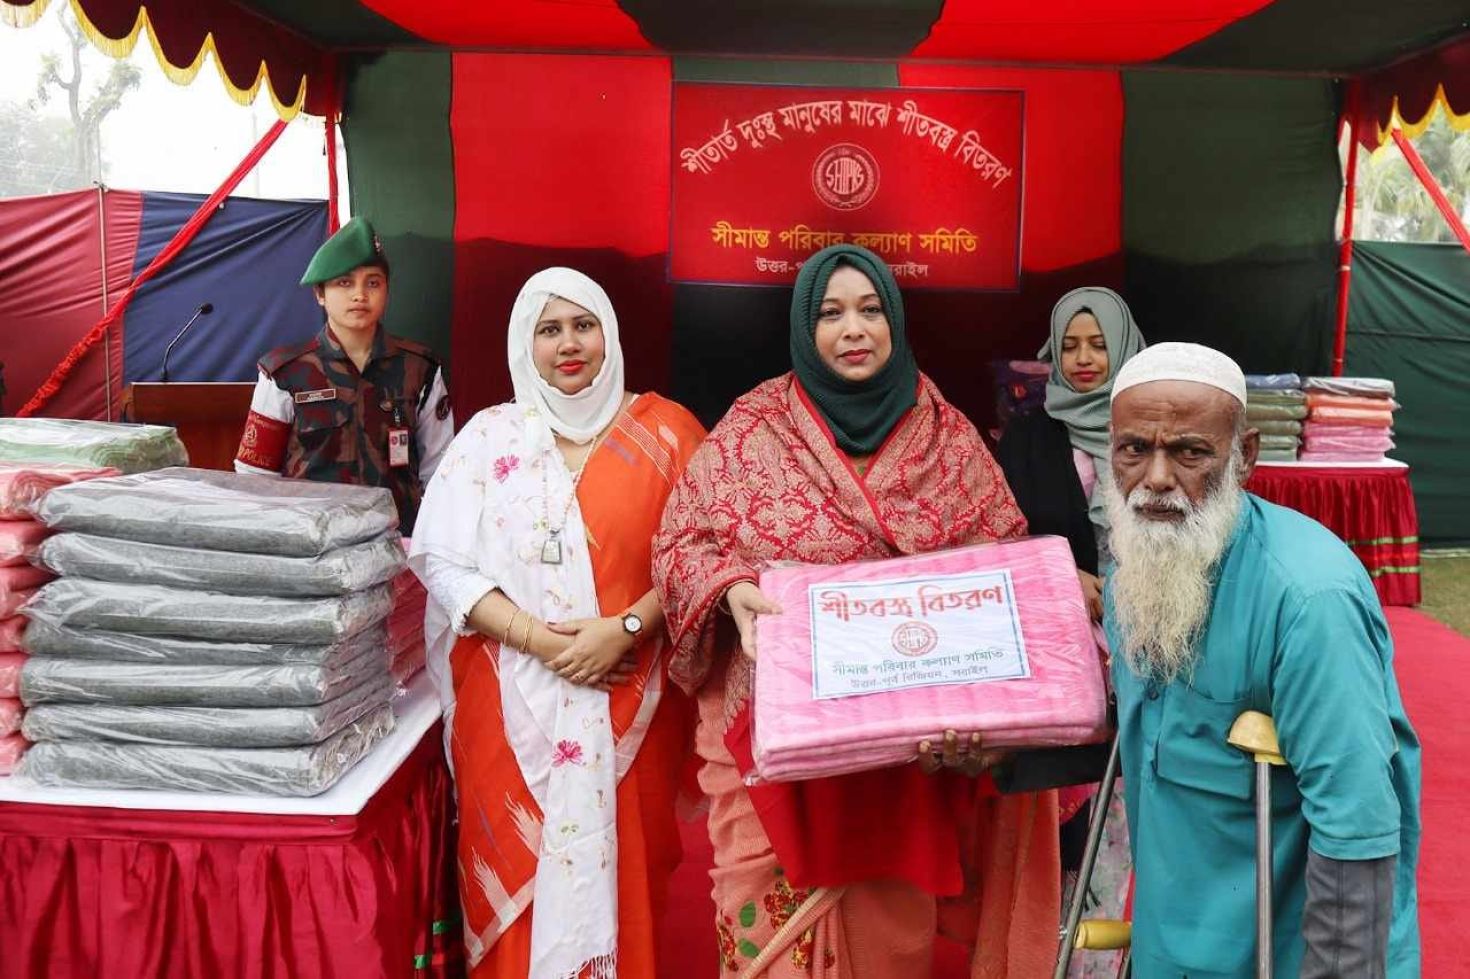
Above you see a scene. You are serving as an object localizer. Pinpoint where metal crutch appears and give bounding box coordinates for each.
[1052,734,1126,979]
[1227,711,1286,979]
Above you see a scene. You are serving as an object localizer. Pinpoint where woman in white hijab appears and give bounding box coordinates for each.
[410,268,707,979]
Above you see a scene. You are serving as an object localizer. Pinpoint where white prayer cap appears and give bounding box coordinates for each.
[1110,341,1247,406]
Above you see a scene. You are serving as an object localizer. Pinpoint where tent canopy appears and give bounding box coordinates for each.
[3,0,1468,132]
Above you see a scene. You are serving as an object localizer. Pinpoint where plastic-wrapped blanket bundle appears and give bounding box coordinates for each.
[0,616,24,653]
[1299,378,1399,462]
[23,676,393,748]
[38,468,397,557]
[19,649,386,707]
[0,698,20,736]
[0,733,26,775]
[0,419,187,474]
[0,463,120,519]
[1245,382,1306,459]
[16,705,394,796]
[22,619,387,668]
[39,532,405,597]
[752,535,1108,782]
[23,578,394,644]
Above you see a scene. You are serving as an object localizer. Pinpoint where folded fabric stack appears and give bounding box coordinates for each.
[1300,377,1398,463]
[1244,374,1306,461]
[753,536,1107,782]
[15,468,405,796]
[0,418,187,474]
[388,565,428,683]
[0,462,121,774]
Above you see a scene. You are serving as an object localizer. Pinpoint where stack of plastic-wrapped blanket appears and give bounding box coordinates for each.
[0,462,124,774]
[752,535,1108,782]
[1244,374,1306,461]
[15,468,405,797]
[388,562,428,683]
[0,418,187,474]
[1299,377,1398,463]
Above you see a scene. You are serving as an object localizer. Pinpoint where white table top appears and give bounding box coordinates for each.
[0,670,443,817]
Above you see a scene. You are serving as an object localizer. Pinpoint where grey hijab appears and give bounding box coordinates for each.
[1037,287,1147,554]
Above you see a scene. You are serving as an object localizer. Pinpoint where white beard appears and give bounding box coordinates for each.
[1104,447,1245,683]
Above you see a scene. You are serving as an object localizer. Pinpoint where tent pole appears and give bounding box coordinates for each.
[1332,105,1361,378]
[325,59,342,234]
[1391,127,1470,253]
[96,181,113,421]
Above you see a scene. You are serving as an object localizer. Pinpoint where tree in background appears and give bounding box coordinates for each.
[0,3,138,196]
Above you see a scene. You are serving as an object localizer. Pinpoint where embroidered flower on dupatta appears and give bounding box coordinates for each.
[551,739,585,767]
[492,455,520,483]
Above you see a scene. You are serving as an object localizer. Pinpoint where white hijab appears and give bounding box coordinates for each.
[507,268,626,444]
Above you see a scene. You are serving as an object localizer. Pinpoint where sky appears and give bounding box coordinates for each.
[0,3,348,205]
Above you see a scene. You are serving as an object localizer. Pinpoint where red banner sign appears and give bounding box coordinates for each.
[670,83,1024,289]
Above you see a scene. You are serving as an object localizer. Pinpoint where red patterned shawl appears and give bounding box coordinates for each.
[653,372,1037,894]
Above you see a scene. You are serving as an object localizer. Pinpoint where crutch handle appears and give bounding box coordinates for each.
[1228,711,1286,766]
[1074,920,1132,950]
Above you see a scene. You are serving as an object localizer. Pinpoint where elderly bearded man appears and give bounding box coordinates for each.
[1100,343,1420,978]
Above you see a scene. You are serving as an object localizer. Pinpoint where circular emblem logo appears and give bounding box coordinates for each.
[812,143,880,211]
[891,620,939,658]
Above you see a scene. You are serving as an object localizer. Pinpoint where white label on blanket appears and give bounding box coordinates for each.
[808,568,1029,700]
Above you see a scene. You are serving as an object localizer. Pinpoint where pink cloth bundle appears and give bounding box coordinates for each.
[1297,450,1389,464]
[0,463,120,520]
[388,569,427,682]
[1305,393,1400,412]
[0,652,25,699]
[1309,405,1394,427]
[0,564,52,605]
[0,520,48,567]
[1303,421,1395,439]
[0,732,28,775]
[753,535,1107,782]
[0,698,20,737]
[0,586,37,619]
[1302,433,1395,453]
[0,616,23,653]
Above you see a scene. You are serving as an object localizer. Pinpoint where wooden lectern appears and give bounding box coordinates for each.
[124,382,255,471]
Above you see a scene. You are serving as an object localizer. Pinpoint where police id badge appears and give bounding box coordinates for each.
[388,428,411,468]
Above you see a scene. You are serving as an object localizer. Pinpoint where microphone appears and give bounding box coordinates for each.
[160,302,213,383]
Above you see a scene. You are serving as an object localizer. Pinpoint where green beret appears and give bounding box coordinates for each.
[300,216,387,285]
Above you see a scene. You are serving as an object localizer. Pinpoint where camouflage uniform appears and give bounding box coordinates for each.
[235,324,453,536]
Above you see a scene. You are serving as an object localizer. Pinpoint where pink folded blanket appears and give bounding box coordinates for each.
[0,587,37,620]
[0,652,24,699]
[1302,434,1395,453]
[752,535,1107,782]
[1302,422,1394,439]
[1297,450,1388,464]
[0,520,48,568]
[0,698,19,737]
[0,732,27,775]
[0,616,23,653]
[0,463,119,520]
[0,565,52,606]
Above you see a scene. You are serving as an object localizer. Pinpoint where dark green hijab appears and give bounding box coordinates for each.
[789,244,919,455]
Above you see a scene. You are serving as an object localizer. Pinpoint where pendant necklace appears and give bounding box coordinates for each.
[540,416,616,565]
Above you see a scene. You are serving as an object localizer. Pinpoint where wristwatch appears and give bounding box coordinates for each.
[620,612,644,638]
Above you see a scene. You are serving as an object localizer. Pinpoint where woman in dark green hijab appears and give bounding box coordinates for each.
[653,246,1050,976]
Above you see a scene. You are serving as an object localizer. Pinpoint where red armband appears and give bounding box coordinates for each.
[236,410,290,471]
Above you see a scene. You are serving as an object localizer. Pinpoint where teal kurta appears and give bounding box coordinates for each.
[1104,494,1421,978]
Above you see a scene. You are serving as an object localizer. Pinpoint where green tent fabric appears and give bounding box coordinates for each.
[1121,72,1341,374]
[341,52,456,366]
[1346,242,1470,545]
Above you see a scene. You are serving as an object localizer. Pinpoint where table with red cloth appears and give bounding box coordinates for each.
[0,674,463,979]
[1246,459,1420,606]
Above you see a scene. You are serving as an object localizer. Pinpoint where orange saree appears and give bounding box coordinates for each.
[447,393,705,977]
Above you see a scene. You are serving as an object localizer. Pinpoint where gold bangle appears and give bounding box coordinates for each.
[519,614,536,652]
[502,610,521,647]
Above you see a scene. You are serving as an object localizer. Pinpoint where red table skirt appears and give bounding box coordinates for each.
[1246,465,1420,606]
[0,724,464,979]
